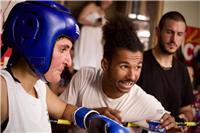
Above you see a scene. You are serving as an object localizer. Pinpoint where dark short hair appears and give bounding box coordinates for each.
[159,11,187,30]
[95,1,101,6]
[102,15,144,62]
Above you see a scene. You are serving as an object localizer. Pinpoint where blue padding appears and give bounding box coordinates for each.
[2,1,79,80]
[74,107,99,129]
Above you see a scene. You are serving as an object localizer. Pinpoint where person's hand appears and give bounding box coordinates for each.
[160,113,176,131]
[178,113,189,122]
[94,107,122,123]
[176,113,189,132]
[160,113,188,132]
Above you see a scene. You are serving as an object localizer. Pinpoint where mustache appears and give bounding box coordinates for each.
[167,41,178,46]
[120,80,136,84]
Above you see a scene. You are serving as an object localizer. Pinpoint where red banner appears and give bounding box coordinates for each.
[0,34,12,68]
[181,26,200,66]
[179,26,200,91]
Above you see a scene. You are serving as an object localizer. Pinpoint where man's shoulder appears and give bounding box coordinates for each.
[77,67,102,81]
[142,49,154,66]
[130,84,146,95]
[79,67,101,75]
[130,84,162,104]
[173,57,188,71]
[80,66,98,71]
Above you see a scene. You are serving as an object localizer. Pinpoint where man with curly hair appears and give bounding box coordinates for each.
[60,15,178,132]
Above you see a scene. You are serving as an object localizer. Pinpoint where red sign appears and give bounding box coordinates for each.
[1,34,12,68]
[180,26,200,90]
[181,26,200,66]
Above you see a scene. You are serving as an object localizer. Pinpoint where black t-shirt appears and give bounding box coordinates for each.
[137,49,194,120]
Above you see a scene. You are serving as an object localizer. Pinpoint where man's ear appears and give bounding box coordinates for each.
[101,58,109,71]
[156,26,160,36]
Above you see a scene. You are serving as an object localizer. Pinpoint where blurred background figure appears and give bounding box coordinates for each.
[73,0,112,70]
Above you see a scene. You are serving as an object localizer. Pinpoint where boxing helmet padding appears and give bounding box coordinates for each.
[2,1,79,80]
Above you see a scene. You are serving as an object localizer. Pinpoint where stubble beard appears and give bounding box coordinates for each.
[158,39,176,55]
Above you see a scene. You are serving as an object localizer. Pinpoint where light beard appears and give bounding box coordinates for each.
[159,42,176,55]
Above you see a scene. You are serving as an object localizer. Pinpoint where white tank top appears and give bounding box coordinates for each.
[1,70,51,132]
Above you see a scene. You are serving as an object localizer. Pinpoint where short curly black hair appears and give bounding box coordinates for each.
[102,15,144,62]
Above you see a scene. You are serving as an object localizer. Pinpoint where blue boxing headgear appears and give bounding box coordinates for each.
[2,1,79,81]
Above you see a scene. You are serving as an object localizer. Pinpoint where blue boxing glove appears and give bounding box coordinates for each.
[74,107,129,133]
[88,114,130,133]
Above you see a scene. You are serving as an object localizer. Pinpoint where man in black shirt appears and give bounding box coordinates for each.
[137,11,194,129]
